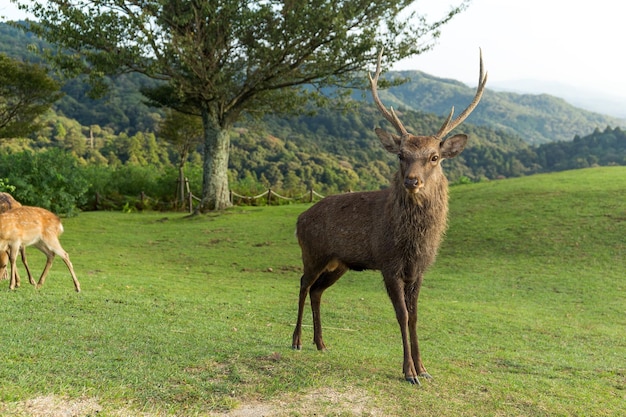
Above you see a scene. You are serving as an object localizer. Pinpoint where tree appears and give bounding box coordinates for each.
[0,53,63,139]
[158,109,203,209]
[17,0,466,210]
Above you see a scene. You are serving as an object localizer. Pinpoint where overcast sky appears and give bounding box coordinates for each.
[2,0,624,100]
[395,0,626,99]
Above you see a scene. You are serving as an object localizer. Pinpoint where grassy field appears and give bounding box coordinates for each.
[0,167,624,416]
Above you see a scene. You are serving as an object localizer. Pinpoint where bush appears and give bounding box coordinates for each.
[0,149,88,215]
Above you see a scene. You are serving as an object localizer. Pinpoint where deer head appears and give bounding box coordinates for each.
[369,49,487,193]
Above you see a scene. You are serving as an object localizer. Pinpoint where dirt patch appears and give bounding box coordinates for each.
[0,395,103,417]
[1,387,384,417]
[210,387,384,417]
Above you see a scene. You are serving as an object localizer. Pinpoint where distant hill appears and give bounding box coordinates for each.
[490,79,626,119]
[371,71,625,145]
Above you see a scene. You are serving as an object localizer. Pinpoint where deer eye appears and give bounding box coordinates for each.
[431,155,439,163]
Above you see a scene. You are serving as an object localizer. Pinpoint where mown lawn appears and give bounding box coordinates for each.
[0,167,624,416]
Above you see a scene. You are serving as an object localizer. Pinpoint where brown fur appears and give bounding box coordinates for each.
[0,206,80,292]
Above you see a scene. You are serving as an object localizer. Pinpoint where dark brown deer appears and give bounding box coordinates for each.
[292,50,487,384]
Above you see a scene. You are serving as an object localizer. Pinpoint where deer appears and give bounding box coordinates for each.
[0,206,81,292]
[291,49,487,384]
[0,192,34,286]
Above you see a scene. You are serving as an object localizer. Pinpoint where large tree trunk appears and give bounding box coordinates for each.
[200,105,232,211]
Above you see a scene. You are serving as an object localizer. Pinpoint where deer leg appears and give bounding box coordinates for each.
[310,266,347,351]
[20,246,35,286]
[293,269,322,350]
[35,238,81,292]
[1,249,23,286]
[8,245,20,290]
[35,251,55,289]
[385,275,420,384]
[58,251,80,292]
[406,278,431,380]
[0,250,8,281]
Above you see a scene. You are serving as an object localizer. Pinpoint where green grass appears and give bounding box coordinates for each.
[0,167,624,416]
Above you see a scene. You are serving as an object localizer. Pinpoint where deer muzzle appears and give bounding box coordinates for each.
[404,176,424,193]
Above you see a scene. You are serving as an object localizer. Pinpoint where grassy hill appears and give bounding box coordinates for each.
[0,167,623,416]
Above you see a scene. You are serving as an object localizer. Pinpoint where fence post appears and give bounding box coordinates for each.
[267,188,272,205]
[309,189,314,203]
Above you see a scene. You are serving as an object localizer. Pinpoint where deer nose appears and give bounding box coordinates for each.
[404,177,423,190]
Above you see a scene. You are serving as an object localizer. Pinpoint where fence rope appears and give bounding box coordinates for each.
[183,186,326,209]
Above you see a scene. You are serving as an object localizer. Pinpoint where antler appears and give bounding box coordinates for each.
[435,49,488,140]
[368,49,409,138]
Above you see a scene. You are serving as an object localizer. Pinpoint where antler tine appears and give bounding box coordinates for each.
[435,49,488,140]
[368,48,409,137]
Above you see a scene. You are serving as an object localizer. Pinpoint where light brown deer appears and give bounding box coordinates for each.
[292,50,487,384]
[0,193,34,286]
[0,206,81,292]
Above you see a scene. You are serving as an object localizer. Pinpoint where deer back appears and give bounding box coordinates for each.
[0,206,63,247]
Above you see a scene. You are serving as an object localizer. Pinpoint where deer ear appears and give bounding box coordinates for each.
[375,128,401,154]
[440,134,468,159]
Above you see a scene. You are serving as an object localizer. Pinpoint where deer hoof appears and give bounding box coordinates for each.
[405,376,422,386]
[419,372,433,380]
[292,344,302,351]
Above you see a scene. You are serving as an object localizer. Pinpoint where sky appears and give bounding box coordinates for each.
[2,0,625,100]
[394,0,626,99]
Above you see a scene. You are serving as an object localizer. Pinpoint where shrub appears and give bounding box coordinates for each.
[0,149,88,215]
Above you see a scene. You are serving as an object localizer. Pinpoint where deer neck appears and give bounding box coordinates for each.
[387,172,449,271]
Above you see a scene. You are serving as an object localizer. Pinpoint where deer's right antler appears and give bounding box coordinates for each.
[435,49,488,140]
[368,48,410,138]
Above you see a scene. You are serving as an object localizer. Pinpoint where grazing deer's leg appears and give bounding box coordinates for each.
[384,273,420,384]
[35,250,55,289]
[20,246,35,286]
[1,250,23,286]
[310,266,348,350]
[0,250,8,281]
[58,251,80,292]
[407,277,431,379]
[8,244,20,290]
[0,248,32,285]
[35,237,81,292]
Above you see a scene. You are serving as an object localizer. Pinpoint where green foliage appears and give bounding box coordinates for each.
[0,148,88,215]
[0,53,63,138]
[0,168,623,416]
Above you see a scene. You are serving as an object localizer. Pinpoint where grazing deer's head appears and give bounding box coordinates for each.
[368,49,488,194]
